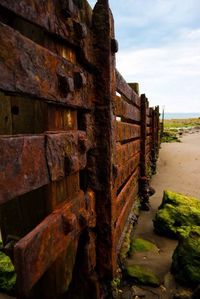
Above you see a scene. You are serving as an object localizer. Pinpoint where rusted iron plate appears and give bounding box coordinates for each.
[113,95,140,122]
[116,69,140,107]
[114,140,140,166]
[0,135,49,204]
[46,130,88,181]
[114,184,138,248]
[114,153,140,191]
[115,121,141,142]
[0,22,91,109]
[14,191,86,296]
[115,169,138,221]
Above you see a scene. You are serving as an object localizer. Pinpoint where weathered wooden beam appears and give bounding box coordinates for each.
[114,184,138,249]
[46,131,88,181]
[116,70,140,107]
[113,95,140,122]
[115,121,141,142]
[114,153,140,191]
[14,191,85,296]
[115,169,138,221]
[0,22,92,109]
[0,135,49,204]
[114,140,140,166]
[0,131,88,203]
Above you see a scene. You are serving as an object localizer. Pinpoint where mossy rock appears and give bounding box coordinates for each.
[172,228,200,287]
[0,242,16,295]
[130,238,158,254]
[126,265,160,287]
[160,190,200,210]
[153,191,200,238]
[161,131,180,143]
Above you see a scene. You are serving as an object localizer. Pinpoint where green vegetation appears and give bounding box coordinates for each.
[0,242,16,295]
[153,190,200,238]
[164,118,200,129]
[161,130,181,143]
[172,227,200,287]
[154,190,200,287]
[130,238,158,253]
[126,265,160,286]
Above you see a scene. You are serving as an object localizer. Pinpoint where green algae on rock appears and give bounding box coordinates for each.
[126,265,160,287]
[0,242,16,295]
[130,238,158,254]
[171,227,200,287]
[153,191,200,238]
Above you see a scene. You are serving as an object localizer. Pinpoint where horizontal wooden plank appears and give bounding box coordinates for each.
[116,69,140,107]
[113,95,140,122]
[0,0,92,45]
[0,131,87,203]
[0,135,49,204]
[46,131,87,181]
[114,153,140,191]
[14,191,85,296]
[114,184,138,247]
[115,121,141,142]
[0,22,92,109]
[115,169,138,221]
[115,140,140,166]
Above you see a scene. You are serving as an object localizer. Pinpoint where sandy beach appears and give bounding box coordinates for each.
[152,131,200,199]
[125,131,200,299]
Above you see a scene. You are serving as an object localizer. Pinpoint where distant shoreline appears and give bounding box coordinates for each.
[162,113,200,120]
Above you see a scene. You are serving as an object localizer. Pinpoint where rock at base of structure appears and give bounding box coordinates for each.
[173,288,193,299]
[171,227,200,288]
[0,243,16,295]
[126,265,160,287]
[153,190,200,238]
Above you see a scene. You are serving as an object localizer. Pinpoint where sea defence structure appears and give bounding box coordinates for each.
[0,0,160,298]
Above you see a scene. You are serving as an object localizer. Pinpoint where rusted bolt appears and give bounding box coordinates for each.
[74,72,87,89]
[74,22,87,39]
[60,0,75,18]
[62,213,76,235]
[111,39,119,53]
[57,74,74,96]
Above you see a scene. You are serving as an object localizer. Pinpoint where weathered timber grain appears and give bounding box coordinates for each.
[114,153,140,191]
[0,22,92,109]
[116,70,140,107]
[114,140,140,166]
[113,95,140,122]
[14,191,86,296]
[115,121,141,142]
[0,135,49,204]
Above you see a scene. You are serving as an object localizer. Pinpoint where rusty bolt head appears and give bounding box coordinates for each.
[74,72,87,89]
[57,74,74,96]
[60,0,75,18]
[111,39,119,53]
[74,22,87,39]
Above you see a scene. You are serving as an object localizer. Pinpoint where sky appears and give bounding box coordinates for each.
[88,0,200,113]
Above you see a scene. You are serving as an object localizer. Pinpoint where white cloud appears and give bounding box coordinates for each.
[87,0,200,112]
[116,31,200,112]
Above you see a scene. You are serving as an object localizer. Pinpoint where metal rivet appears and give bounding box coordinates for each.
[74,22,87,39]
[57,74,74,96]
[74,72,87,89]
[111,39,119,53]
